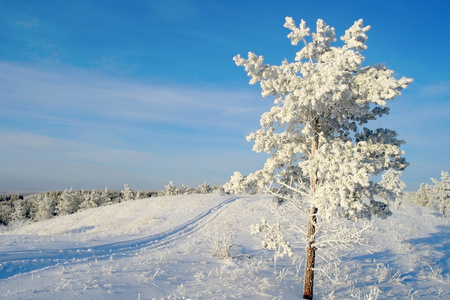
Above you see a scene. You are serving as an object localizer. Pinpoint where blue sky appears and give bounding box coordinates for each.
[0,0,449,192]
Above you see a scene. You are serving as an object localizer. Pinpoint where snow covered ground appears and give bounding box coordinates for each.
[0,194,448,299]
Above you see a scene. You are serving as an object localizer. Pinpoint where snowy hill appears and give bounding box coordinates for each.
[0,194,448,299]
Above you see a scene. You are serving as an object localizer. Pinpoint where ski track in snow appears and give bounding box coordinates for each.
[0,196,239,280]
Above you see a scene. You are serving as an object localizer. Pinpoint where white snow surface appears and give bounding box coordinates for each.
[0,194,449,299]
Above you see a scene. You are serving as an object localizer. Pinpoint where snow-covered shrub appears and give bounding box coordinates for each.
[99,188,112,206]
[165,181,178,196]
[209,230,238,259]
[33,193,56,221]
[251,217,294,264]
[121,184,135,202]
[0,203,13,225]
[430,171,449,218]
[223,171,264,195]
[413,171,449,218]
[164,181,191,195]
[55,188,81,215]
[177,183,189,195]
[197,181,212,194]
[413,183,432,207]
[10,200,27,223]
[79,189,98,210]
[378,169,406,209]
[415,171,450,218]
[223,171,245,194]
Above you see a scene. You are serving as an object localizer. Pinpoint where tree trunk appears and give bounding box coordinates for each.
[303,206,317,299]
[304,119,319,299]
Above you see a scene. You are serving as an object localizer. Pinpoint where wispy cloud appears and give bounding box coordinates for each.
[0,62,265,129]
[420,81,450,97]
[15,19,39,28]
[0,62,267,191]
[147,0,199,22]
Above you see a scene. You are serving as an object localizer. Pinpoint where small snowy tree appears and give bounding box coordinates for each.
[100,187,112,206]
[234,17,412,299]
[165,181,178,196]
[79,189,102,210]
[413,171,449,218]
[55,188,81,215]
[198,181,212,194]
[178,183,189,195]
[223,171,246,194]
[223,171,264,195]
[10,200,27,223]
[121,184,134,202]
[34,193,56,221]
[413,183,431,207]
[379,169,406,209]
[430,171,449,218]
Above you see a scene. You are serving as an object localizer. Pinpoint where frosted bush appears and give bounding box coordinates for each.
[33,194,56,221]
[198,181,212,194]
[177,183,189,195]
[223,171,264,195]
[379,169,405,208]
[55,188,81,215]
[165,181,178,196]
[121,184,134,202]
[209,230,238,259]
[430,171,449,218]
[413,183,431,207]
[10,200,27,223]
[413,171,449,218]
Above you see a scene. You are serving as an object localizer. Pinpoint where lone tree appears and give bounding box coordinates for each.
[234,17,412,299]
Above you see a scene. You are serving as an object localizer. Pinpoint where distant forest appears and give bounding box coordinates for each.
[0,182,221,226]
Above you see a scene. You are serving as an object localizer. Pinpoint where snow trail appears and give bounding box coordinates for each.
[0,196,238,279]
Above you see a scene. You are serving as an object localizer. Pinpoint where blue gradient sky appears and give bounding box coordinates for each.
[0,0,449,192]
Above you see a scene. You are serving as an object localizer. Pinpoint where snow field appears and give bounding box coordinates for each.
[0,194,449,299]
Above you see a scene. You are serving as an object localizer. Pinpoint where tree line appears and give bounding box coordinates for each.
[0,181,220,226]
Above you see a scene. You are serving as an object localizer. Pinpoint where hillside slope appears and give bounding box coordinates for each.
[0,194,448,299]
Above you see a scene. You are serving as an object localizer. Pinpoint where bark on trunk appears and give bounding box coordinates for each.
[303,206,317,299]
[304,118,319,299]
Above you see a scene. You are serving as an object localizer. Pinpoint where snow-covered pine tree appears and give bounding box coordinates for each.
[234,17,412,299]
